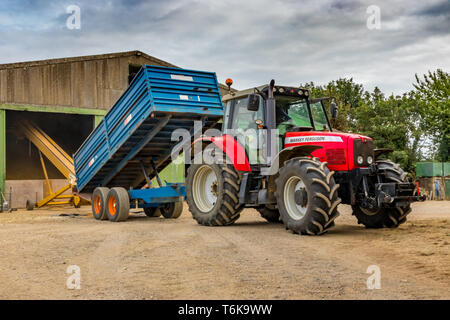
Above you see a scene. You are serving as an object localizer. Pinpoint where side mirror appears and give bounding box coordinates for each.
[247,94,259,111]
[330,102,338,119]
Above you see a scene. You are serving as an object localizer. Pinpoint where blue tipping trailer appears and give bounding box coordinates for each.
[73,65,224,221]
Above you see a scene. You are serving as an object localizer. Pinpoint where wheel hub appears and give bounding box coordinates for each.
[294,188,307,207]
[192,165,218,213]
[283,176,308,220]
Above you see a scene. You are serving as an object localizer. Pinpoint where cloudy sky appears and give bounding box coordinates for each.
[0,0,449,94]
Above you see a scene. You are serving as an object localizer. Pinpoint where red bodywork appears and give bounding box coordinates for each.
[284,131,373,172]
[196,131,372,173]
[193,135,251,172]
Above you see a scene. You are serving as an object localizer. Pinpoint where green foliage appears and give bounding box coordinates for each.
[304,69,449,172]
[305,78,363,131]
[413,69,450,161]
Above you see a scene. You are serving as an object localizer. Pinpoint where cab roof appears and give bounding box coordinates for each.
[222,85,309,102]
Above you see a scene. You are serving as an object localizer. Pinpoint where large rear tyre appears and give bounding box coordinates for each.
[186,163,242,226]
[276,157,341,235]
[160,201,183,219]
[92,187,109,220]
[106,187,130,222]
[144,207,161,217]
[352,160,411,228]
[257,205,281,223]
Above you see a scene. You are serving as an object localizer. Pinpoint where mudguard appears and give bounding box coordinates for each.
[190,135,251,172]
[263,145,322,175]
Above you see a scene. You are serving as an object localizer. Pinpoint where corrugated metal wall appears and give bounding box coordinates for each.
[0,51,231,111]
[0,52,172,110]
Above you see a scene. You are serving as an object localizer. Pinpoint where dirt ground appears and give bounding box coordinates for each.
[0,201,448,300]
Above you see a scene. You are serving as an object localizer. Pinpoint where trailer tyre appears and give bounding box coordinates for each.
[352,160,411,228]
[275,157,341,235]
[92,187,109,220]
[160,201,183,219]
[186,163,242,226]
[106,187,130,222]
[144,207,161,217]
[257,205,281,223]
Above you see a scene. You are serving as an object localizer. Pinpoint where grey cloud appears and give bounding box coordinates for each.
[0,0,448,95]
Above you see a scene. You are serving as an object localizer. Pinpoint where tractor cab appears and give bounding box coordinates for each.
[222,82,337,165]
[223,83,333,134]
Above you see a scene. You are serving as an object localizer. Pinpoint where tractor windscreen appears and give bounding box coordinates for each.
[275,96,330,133]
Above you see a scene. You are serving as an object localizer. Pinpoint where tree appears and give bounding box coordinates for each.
[303,70,448,171]
[305,78,364,131]
[350,90,422,171]
[413,69,450,161]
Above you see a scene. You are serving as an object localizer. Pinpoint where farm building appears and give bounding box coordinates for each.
[0,50,231,208]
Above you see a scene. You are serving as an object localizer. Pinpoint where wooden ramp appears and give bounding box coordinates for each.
[18,120,89,208]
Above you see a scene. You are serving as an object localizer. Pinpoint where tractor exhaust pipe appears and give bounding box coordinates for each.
[266,79,277,166]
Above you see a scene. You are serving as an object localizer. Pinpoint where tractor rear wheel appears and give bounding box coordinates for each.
[92,187,109,220]
[352,160,411,228]
[257,205,281,223]
[186,163,242,226]
[144,207,161,217]
[275,157,341,235]
[106,187,130,222]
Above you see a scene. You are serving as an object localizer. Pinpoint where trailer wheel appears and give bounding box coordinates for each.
[106,187,130,222]
[352,160,411,228]
[275,157,341,235]
[257,205,281,223]
[144,207,161,217]
[186,163,242,226]
[92,187,109,220]
[160,201,183,219]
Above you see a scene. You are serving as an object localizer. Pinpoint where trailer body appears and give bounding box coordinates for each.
[74,65,223,209]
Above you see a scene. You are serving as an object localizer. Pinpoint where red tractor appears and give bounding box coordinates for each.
[185,80,425,235]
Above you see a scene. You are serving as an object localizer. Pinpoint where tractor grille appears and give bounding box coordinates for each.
[353,139,374,167]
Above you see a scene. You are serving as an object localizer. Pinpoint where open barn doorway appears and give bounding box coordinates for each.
[5,110,94,208]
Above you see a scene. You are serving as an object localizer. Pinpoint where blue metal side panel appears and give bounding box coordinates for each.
[129,184,186,206]
[146,67,223,115]
[74,65,224,193]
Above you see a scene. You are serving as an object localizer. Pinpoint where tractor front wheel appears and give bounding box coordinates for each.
[186,163,242,226]
[275,157,341,235]
[352,159,411,228]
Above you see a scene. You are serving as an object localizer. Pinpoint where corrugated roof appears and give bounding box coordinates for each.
[0,50,233,92]
[0,50,174,69]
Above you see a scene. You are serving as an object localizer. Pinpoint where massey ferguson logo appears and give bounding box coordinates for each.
[285,136,343,144]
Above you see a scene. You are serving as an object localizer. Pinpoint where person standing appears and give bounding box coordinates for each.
[434,179,441,200]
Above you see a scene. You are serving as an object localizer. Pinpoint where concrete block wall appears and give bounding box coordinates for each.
[4,179,71,209]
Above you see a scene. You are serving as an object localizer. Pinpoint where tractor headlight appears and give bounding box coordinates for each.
[367,156,373,164]
[279,87,285,93]
[357,155,364,165]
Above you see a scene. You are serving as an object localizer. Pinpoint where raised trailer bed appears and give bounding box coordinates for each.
[74,65,224,221]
